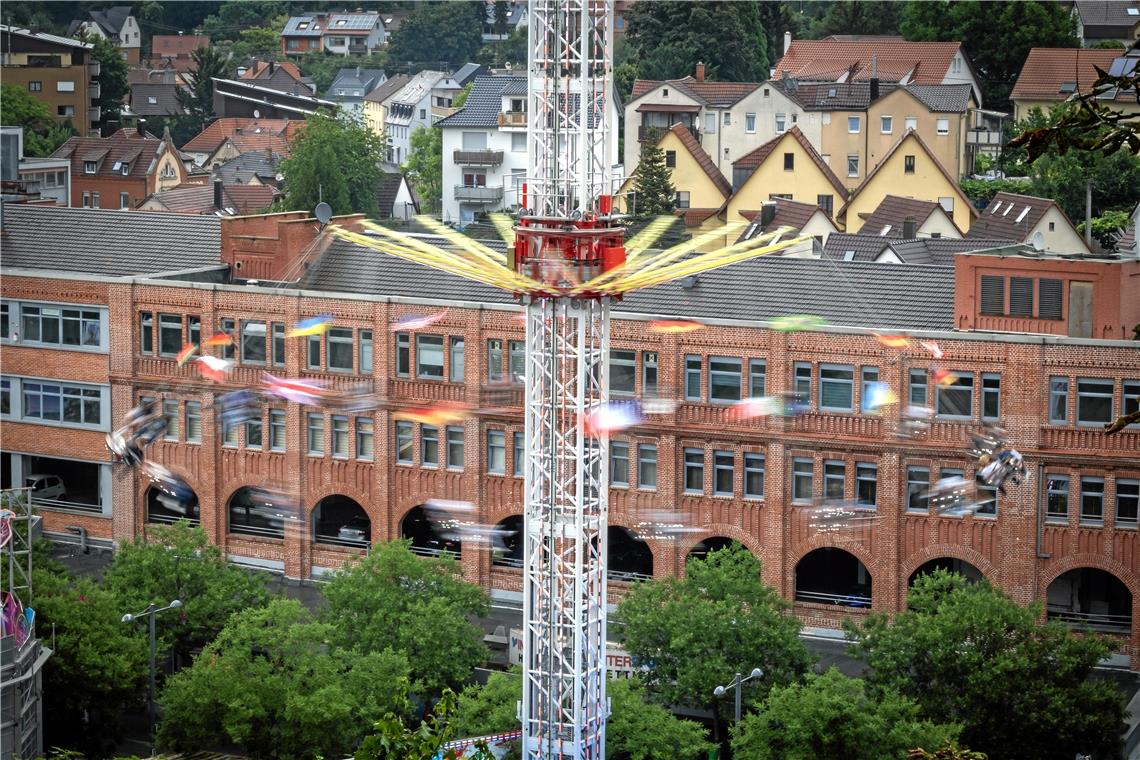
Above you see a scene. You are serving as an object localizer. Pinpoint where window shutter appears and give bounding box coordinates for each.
[980,275,1004,315]
[1039,278,1063,320]
[1009,276,1034,317]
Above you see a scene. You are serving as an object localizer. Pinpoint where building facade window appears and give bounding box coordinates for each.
[422,425,439,467]
[331,415,349,457]
[748,113,758,132]
[246,416,263,450]
[514,432,525,477]
[748,359,766,398]
[611,441,630,486]
[847,154,859,177]
[488,430,506,474]
[904,155,915,174]
[643,352,658,397]
[848,116,861,133]
[396,332,410,377]
[819,364,854,412]
[683,448,704,494]
[1123,381,1139,423]
[1117,479,1139,527]
[449,336,464,382]
[307,334,321,369]
[241,321,267,364]
[906,466,930,511]
[1049,377,1068,423]
[1080,476,1104,524]
[936,118,950,135]
[936,373,973,418]
[163,400,180,440]
[269,409,286,450]
[610,349,636,396]
[359,330,373,374]
[856,463,877,507]
[19,379,106,428]
[446,426,464,469]
[744,453,764,499]
[713,451,734,496]
[982,373,1000,420]
[328,328,353,371]
[638,444,657,489]
[396,421,413,463]
[824,460,845,500]
[307,413,324,455]
[860,367,880,413]
[794,362,812,407]
[709,357,742,403]
[684,355,702,400]
[509,340,525,382]
[792,458,814,502]
[881,116,893,134]
[1076,378,1113,425]
[1046,474,1069,521]
[219,318,235,359]
[416,334,445,379]
[158,314,182,356]
[18,304,103,349]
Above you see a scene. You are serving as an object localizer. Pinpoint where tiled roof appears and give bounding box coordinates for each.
[213,151,280,184]
[181,118,295,153]
[858,195,950,237]
[905,84,973,113]
[663,123,731,198]
[774,38,964,86]
[437,76,527,127]
[675,208,721,227]
[51,130,174,181]
[1,24,92,50]
[1073,0,1140,28]
[223,184,277,213]
[766,198,825,233]
[329,67,386,92]
[225,132,291,157]
[0,205,221,277]
[1117,222,1136,252]
[732,127,848,198]
[779,80,972,113]
[304,235,955,330]
[142,183,273,214]
[376,171,413,217]
[69,6,132,37]
[130,83,183,116]
[965,192,1078,243]
[630,76,760,108]
[152,34,208,57]
[282,15,325,37]
[821,233,893,262]
[840,130,976,223]
[1010,48,1123,102]
[388,70,450,108]
[453,62,486,86]
[363,73,412,104]
[822,233,1013,265]
[501,78,528,97]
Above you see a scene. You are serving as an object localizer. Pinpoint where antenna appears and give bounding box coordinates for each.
[1030,230,1045,252]
[313,202,332,226]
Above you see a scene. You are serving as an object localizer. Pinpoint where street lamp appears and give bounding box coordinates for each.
[713,666,764,725]
[122,599,183,741]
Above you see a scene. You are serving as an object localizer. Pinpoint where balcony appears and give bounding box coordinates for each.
[88,60,101,77]
[87,107,101,125]
[454,185,503,203]
[638,123,698,143]
[453,149,504,166]
[497,111,527,127]
[89,81,100,100]
[966,129,1001,146]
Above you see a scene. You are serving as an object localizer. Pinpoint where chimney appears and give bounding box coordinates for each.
[163,67,176,84]
[214,179,224,210]
[760,202,777,229]
[268,59,275,75]
[136,119,146,137]
[870,53,879,100]
[783,31,792,56]
[695,62,705,82]
[356,65,361,78]
[903,215,917,239]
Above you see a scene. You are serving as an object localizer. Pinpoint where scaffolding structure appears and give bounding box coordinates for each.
[1,488,51,760]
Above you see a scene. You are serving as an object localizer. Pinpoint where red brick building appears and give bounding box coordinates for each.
[50,127,186,209]
[2,205,1138,666]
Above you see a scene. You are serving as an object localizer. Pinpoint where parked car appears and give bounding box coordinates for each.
[25,474,66,501]
[336,516,371,546]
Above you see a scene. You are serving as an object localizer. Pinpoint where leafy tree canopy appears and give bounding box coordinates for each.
[76,33,130,124]
[199,1,287,43]
[0,83,76,156]
[299,51,388,95]
[900,0,1078,109]
[631,130,676,218]
[624,1,770,82]
[731,668,961,760]
[848,569,1126,760]
[231,23,286,63]
[356,689,495,760]
[818,1,904,37]
[322,540,489,696]
[158,598,411,759]
[386,2,485,68]
[280,109,387,216]
[404,125,443,214]
[102,522,271,658]
[615,544,812,720]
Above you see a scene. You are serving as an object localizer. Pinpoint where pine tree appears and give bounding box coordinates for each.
[632,130,676,217]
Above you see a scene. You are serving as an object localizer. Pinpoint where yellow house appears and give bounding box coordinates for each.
[839,130,976,234]
[726,126,848,224]
[617,123,732,219]
[362,74,412,141]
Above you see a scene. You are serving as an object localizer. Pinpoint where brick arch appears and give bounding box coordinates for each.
[1041,554,1140,600]
[676,525,762,559]
[606,517,662,567]
[486,505,524,527]
[792,535,880,580]
[137,464,203,523]
[391,491,445,536]
[901,544,999,586]
[308,487,373,520]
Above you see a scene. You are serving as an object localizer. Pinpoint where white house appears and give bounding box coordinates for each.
[437,75,620,224]
[322,11,386,56]
[68,6,140,63]
[384,71,458,165]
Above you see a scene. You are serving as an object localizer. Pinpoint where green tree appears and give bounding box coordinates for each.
[231,25,284,62]
[280,109,386,216]
[386,3,485,68]
[818,1,904,37]
[34,572,148,758]
[625,1,770,82]
[299,51,389,95]
[849,570,1126,760]
[175,45,232,133]
[900,0,1078,108]
[731,668,961,760]
[493,0,510,35]
[631,131,676,217]
[322,540,489,696]
[0,83,76,156]
[356,689,495,760]
[403,125,443,214]
[77,33,130,125]
[102,522,270,661]
[158,598,411,758]
[615,544,812,727]
[1078,209,1133,250]
[453,669,522,738]
[199,1,287,43]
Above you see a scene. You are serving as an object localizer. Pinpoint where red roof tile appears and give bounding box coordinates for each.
[675,208,721,227]
[858,195,952,237]
[662,122,732,199]
[151,34,209,58]
[630,76,760,108]
[51,130,179,182]
[1010,48,1122,102]
[732,127,848,199]
[181,118,298,154]
[774,38,964,86]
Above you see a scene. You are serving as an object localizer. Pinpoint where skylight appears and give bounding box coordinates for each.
[843,250,856,261]
[880,224,892,236]
[1127,7,1138,15]
[298,21,309,29]
[1002,203,1014,216]
[1059,81,1077,93]
[1015,206,1030,224]
[990,202,1002,215]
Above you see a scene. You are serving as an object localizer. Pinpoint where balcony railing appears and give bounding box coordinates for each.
[453,149,504,166]
[87,107,101,125]
[88,60,101,77]
[1047,606,1131,634]
[454,185,503,203]
[32,496,102,515]
[497,111,527,127]
[638,124,698,143]
[89,81,100,100]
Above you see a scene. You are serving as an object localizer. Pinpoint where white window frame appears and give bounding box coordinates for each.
[610,440,630,487]
[1076,378,1114,426]
[8,375,111,431]
[1079,476,1104,524]
[936,118,950,135]
[487,429,506,474]
[746,113,757,133]
[1048,377,1068,424]
[708,356,742,404]
[880,115,893,134]
[1116,479,1138,527]
[638,443,657,490]
[792,458,814,502]
[847,116,861,134]
[818,363,854,412]
[1046,474,1069,522]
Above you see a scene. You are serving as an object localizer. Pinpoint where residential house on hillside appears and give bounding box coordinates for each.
[736,198,839,256]
[327,67,386,116]
[362,74,412,140]
[857,195,962,239]
[138,180,275,215]
[966,192,1091,254]
[239,60,314,95]
[51,126,185,209]
[452,63,487,87]
[617,123,732,229]
[212,151,281,187]
[1071,0,1140,46]
[280,11,386,58]
[822,233,1012,264]
[180,118,299,167]
[375,167,419,220]
[129,72,184,118]
[481,2,528,41]
[838,129,975,234]
[1010,48,1139,122]
[383,71,460,165]
[0,26,100,136]
[68,6,140,63]
[773,35,983,106]
[211,78,335,119]
[437,76,530,222]
[726,126,848,224]
[146,34,209,71]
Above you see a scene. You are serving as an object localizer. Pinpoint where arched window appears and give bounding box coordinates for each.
[1047,568,1132,634]
[401,505,460,557]
[491,515,524,568]
[909,557,984,585]
[688,536,736,563]
[795,547,872,608]
[229,487,293,539]
[146,483,199,526]
[313,495,370,547]
[606,526,653,582]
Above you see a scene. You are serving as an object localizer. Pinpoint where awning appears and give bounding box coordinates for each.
[635,103,700,113]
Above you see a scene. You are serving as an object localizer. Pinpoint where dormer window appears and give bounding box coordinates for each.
[84,161,97,174]
[147,96,158,104]
[336,18,346,25]
[121,163,130,175]
[298,21,309,29]
[511,98,525,112]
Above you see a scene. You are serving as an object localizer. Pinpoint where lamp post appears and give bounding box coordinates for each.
[122,599,182,741]
[713,666,764,725]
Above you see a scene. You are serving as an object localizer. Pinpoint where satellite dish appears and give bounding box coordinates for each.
[253,109,260,119]
[1031,230,1045,251]
[314,202,332,225]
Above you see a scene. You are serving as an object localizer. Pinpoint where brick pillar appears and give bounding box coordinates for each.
[764,441,788,596]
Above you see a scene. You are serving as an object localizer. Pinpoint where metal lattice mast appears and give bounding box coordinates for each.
[521,2,616,758]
